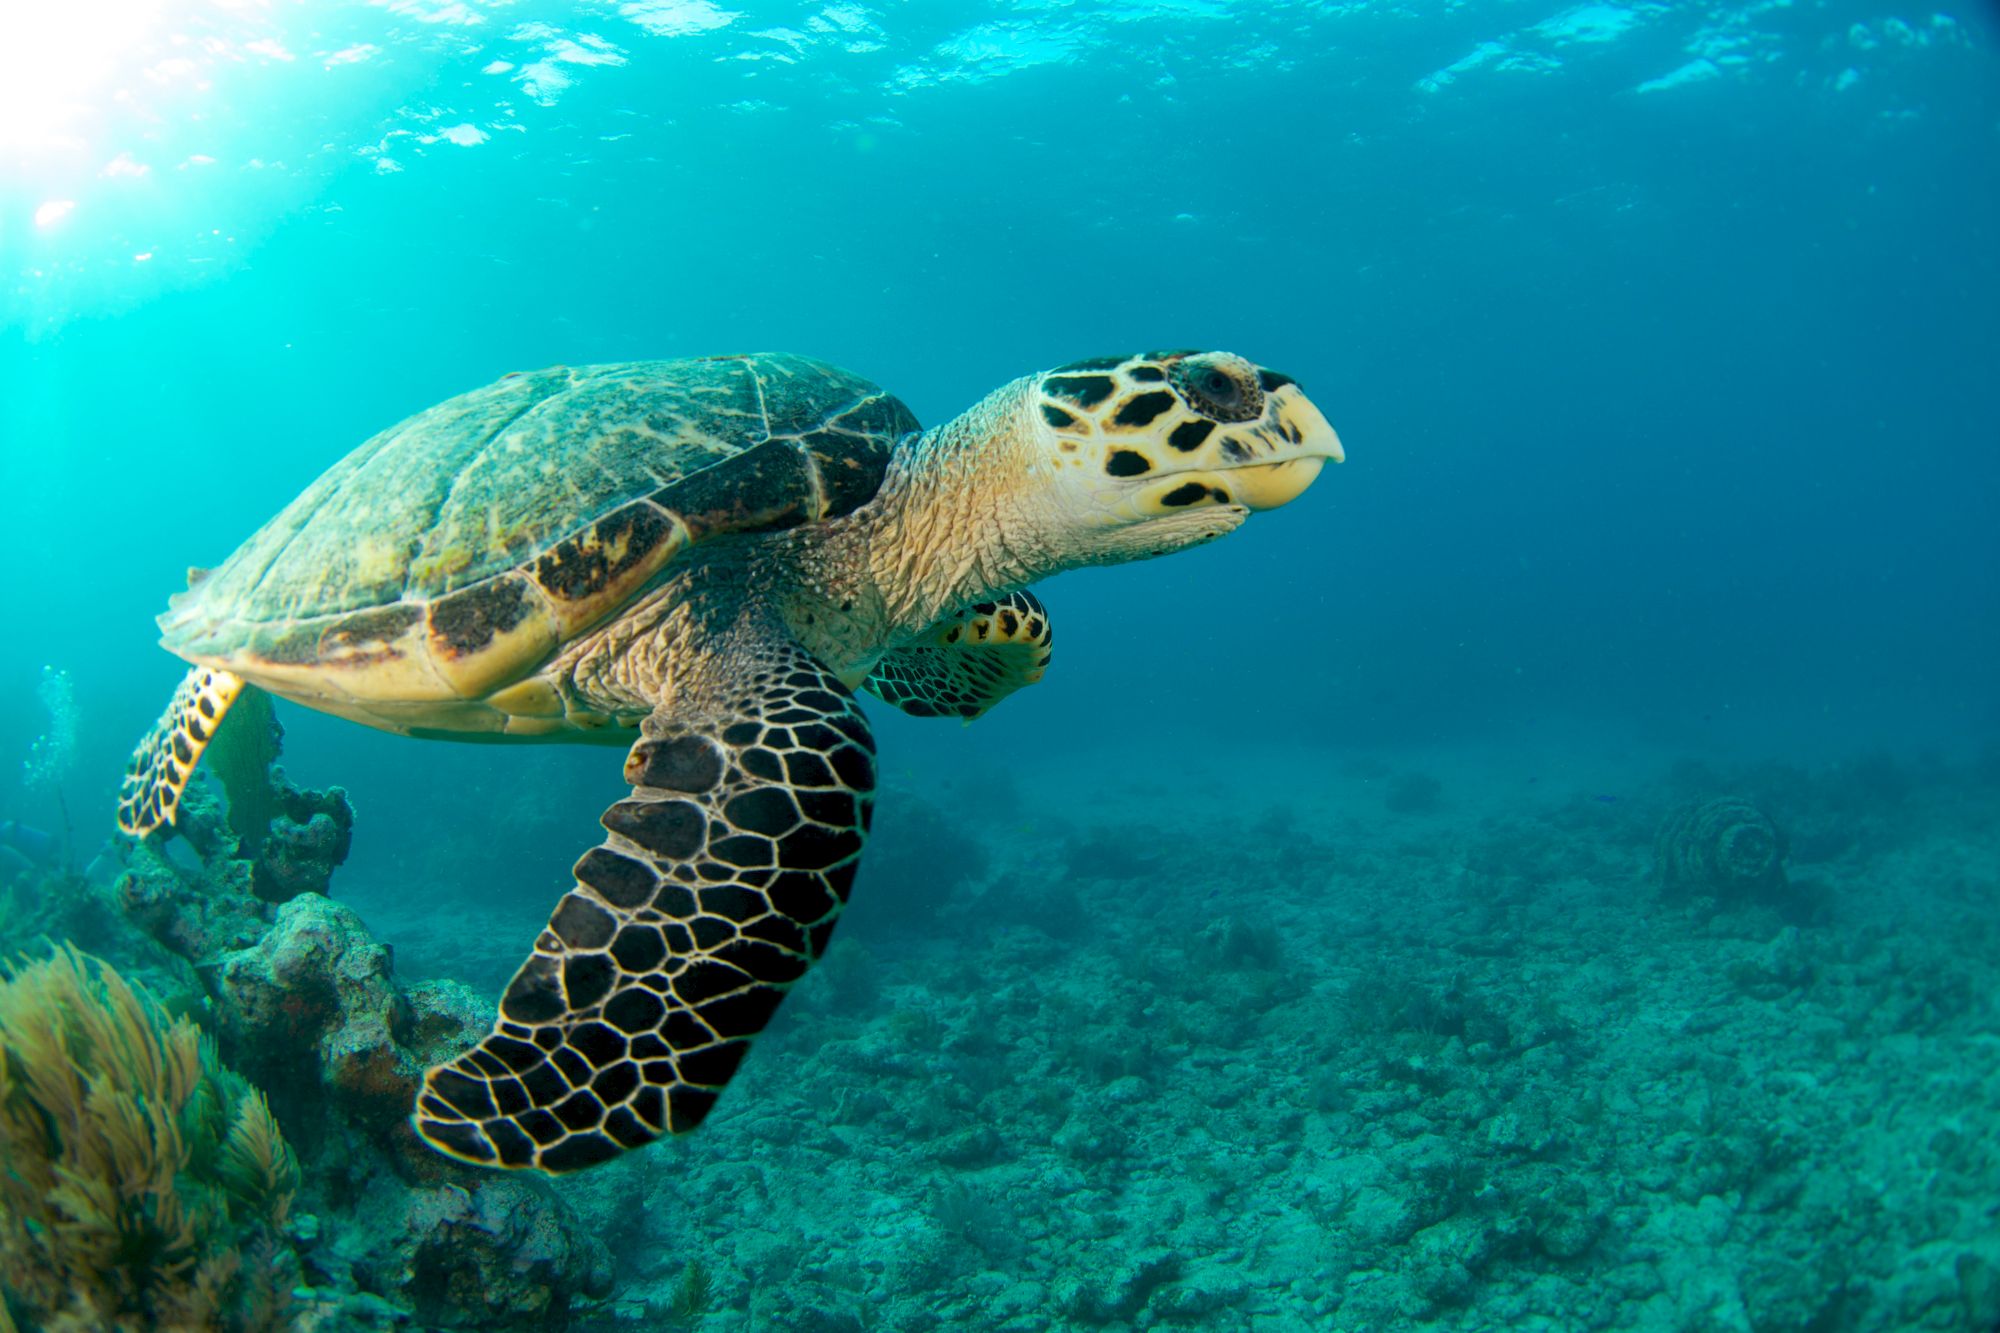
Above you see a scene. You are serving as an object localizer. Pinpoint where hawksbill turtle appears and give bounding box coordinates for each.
[119,350,1342,1172]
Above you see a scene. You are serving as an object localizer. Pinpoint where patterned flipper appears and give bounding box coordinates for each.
[414,631,876,1172]
[117,666,246,836]
[864,590,1052,721]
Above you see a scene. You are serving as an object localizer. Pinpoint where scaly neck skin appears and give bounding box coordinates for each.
[776,377,1065,670]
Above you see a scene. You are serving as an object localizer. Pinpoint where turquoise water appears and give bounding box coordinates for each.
[2,2,1997,1329]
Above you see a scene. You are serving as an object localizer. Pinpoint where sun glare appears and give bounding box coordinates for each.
[0,0,174,155]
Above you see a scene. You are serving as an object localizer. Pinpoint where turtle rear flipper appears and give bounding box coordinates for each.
[415,623,875,1173]
[864,589,1052,721]
[117,667,247,836]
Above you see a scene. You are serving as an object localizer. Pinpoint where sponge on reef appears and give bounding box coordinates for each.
[1655,796,1790,900]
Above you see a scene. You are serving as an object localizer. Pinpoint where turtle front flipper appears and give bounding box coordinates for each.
[863,590,1053,721]
[414,629,875,1173]
[117,666,248,836]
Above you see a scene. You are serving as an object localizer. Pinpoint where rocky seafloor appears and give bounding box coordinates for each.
[4,736,1997,1331]
[346,742,2000,1332]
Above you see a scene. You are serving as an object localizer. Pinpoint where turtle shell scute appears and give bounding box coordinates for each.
[158,354,915,681]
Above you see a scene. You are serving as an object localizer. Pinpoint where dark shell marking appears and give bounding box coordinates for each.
[414,636,876,1173]
[430,575,536,657]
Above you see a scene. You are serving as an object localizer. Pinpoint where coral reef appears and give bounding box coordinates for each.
[1655,795,1790,901]
[15,686,1996,1329]
[5,705,614,1330]
[0,947,300,1333]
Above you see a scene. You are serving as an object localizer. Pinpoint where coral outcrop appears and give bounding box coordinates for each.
[2,704,616,1329]
[166,688,355,904]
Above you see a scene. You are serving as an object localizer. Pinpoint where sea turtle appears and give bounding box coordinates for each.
[119,350,1342,1172]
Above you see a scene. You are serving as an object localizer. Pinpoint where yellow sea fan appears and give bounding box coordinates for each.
[0,946,298,1332]
[217,1088,301,1225]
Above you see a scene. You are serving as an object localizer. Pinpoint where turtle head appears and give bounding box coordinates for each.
[1027,350,1343,564]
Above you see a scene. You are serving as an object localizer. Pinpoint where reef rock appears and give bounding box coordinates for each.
[214,893,414,1124]
[113,777,271,973]
[168,687,355,904]
[1655,796,1789,900]
[211,893,492,1144]
[398,1176,616,1327]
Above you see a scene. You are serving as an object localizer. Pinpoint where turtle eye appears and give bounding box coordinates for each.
[1170,357,1265,424]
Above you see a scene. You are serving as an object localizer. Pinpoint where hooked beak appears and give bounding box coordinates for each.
[1213,385,1344,511]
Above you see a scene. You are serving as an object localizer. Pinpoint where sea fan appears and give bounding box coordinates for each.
[0,946,300,1332]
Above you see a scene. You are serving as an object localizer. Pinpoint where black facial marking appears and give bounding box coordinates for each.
[1105,449,1151,477]
[1044,375,1115,408]
[1114,391,1176,428]
[1041,403,1078,429]
[486,1120,536,1167]
[1051,356,1125,373]
[1168,419,1215,452]
[610,926,669,974]
[1160,481,1209,508]
[428,1069,497,1119]
[698,987,785,1040]
[1129,365,1166,382]
[1257,368,1296,391]
[422,1121,494,1163]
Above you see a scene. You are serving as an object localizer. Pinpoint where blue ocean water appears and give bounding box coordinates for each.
[2,1,1997,1329]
